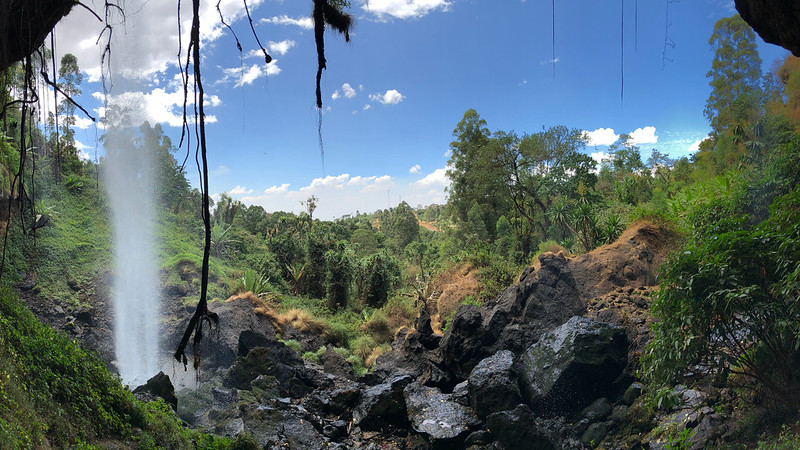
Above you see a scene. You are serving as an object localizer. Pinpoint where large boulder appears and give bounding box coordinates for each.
[133,371,178,411]
[440,253,586,380]
[485,404,556,450]
[468,350,521,418]
[169,297,278,369]
[352,374,414,431]
[223,338,312,396]
[372,327,452,388]
[403,382,480,445]
[516,316,627,416]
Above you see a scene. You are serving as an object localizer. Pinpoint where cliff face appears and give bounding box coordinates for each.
[736,0,800,56]
[0,0,75,71]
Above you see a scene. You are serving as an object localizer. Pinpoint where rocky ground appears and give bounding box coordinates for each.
[18,221,768,449]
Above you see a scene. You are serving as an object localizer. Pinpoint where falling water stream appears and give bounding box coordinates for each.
[102,1,160,386]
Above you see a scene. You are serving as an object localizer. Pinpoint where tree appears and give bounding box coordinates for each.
[446,109,508,237]
[383,201,419,251]
[53,53,83,180]
[704,15,763,135]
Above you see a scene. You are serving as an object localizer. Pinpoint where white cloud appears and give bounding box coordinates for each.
[332,90,341,100]
[99,78,219,128]
[267,40,296,56]
[71,116,99,130]
[689,139,706,153]
[414,167,449,187]
[239,169,451,219]
[342,83,357,98]
[363,0,452,20]
[220,61,282,87]
[363,104,372,111]
[629,126,658,145]
[583,128,619,146]
[260,15,314,29]
[74,140,92,161]
[591,151,611,167]
[265,183,290,193]
[55,0,269,80]
[229,185,253,195]
[369,89,404,105]
[409,164,421,174]
[540,57,560,65]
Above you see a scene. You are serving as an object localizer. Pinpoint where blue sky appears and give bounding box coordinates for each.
[53,0,788,219]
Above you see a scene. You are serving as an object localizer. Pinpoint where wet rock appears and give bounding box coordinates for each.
[239,402,327,449]
[223,343,306,395]
[237,329,273,358]
[352,374,413,431]
[623,382,644,405]
[373,326,453,390]
[485,404,555,450]
[464,430,493,446]
[582,398,612,422]
[439,305,487,380]
[403,382,480,444]
[321,345,355,380]
[516,316,627,417]
[169,296,278,369]
[133,371,178,411]
[581,422,608,447]
[304,381,362,418]
[451,380,469,406]
[468,350,521,418]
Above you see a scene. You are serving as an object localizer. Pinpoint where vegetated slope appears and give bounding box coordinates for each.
[0,288,231,448]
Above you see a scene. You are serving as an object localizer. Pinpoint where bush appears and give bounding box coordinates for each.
[642,186,800,409]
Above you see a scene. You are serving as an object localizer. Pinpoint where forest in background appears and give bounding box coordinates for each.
[1,12,800,448]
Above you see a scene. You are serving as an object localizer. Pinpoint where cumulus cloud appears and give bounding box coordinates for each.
[260,15,314,29]
[369,89,404,105]
[409,164,421,174]
[267,40,296,56]
[342,83,357,98]
[332,83,357,100]
[629,126,658,145]
[583,128,619,146]
[590,151,611,167]
[99,80,219,128]
[229,185,253,195]
[363,104,372,111]
[689,139,706,153]
[540,57,560,65]
[362,0,452,20]
[55,0,269,80]
[220,61,282,87]
[265,183,290,193]
[414,167,449,187]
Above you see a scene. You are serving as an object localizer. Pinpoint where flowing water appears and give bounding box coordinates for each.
[102,2,161,386]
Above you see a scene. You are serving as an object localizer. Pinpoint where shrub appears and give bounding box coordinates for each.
[642,186,800,409]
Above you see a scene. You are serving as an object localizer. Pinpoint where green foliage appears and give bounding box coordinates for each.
[0,289,225,448]
[325,241,355,310]
[643,185,800,408]
[356,252,401,308]
[241,268,268,295]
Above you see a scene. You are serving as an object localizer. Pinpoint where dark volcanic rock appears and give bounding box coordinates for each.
[133,371,178,411]
[516,316,627,417]
[372,327,453,389]
[485,404,555,450]
[352,374,413,431]
[321,345,355,380]
[237,329,273,357]
[170,297,277,369]
[223,341,308,395]
[403,382,480,445]
[439,305,487,380]
[468,350,521,418]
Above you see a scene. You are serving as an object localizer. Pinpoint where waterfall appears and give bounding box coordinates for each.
[102,1,160,386]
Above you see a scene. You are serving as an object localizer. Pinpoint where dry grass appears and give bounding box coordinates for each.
[427,263,481,333]
[225,291,330,335]
[365,343,392,368]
